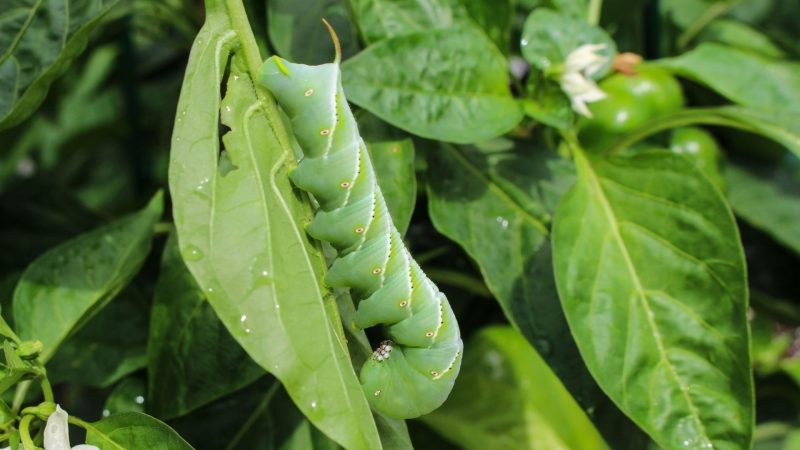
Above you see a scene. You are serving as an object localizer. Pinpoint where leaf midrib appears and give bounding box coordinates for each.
[574,149,710,443]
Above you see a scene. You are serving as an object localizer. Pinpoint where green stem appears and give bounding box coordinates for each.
[19,415,38,450]
[587,0,603,26]
[223,0,294,155]
[153,222,173,235]
[603,108,759,155]
[676,1,733,49]
[12,381,31,414]
[38,378,53,404]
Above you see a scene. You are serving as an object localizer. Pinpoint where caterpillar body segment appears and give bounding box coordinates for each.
[260,56,463,419]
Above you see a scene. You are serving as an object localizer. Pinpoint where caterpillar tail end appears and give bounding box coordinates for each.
[359,341,463,419]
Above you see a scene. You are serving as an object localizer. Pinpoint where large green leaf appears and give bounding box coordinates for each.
[725,162,800,255]
[552,149,752,449]
[0,0,120,130]
[461,0,514,53]
[425,143,600,404]
[85,412,193,449]
[347,0,468,44]
[48,287,149,388]
[422,325,609,450]
[365,139,416,235]
[342,26,522,144]
[12,192,162,362]
[147,234,264,419]
[658,43,800,111]
[167,7,382,449]
[267,0,360,65]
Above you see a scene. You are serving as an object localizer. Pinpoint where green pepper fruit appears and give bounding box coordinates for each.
[579,66,685,150]
[669,126,725,190]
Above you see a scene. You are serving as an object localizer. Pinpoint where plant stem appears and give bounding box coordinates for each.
[426,268,494,299]
[39,377,53,404]
[19,415,37,450]
[12,381,31,414]
[587,0,603,26]
[603,109,759,155]
[223,0,294,154]
[676,1,733,49]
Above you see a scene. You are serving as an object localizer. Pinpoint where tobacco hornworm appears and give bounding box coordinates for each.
[258,24,462,419]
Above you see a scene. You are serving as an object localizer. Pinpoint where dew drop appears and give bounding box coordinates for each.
[206,287,214,294]
[240,314,247,322]
[496,216,509,229]
[233,75,239,81]
[135,395,145,405]
[311,401,318,409]
[521,38,529,46]
[225,106,232,112]
[183,245,204,261]
[102,409,110,417]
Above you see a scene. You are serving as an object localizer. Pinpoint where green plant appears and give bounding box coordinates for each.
[1,0,799,449]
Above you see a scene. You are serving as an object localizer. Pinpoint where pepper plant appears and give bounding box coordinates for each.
[1,0,799,449]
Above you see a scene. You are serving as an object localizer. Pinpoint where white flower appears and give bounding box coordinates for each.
[559,43,609,117]
[44,405,99,450]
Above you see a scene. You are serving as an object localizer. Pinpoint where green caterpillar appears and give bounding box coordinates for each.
[258,24,462,419]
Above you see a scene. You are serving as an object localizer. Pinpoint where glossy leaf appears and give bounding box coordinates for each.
[365,139,416,235]
[699,20,786,59]
[342,27,522,144]
[103,377,146,416]
[725,162,800,255]
[267,0,360,65]
[426,143,601,405]
[347,0,468,44]
[148,234,263,419]
[520,8,616,77]
[48,287,149,388]
[422,326,609,450]
[658,43,800,110]
[167,8,381,449]
[461,0,514,52]
[12,192,162,362]
[0,0,120,130]
[552,149,752,449]
[85,412,193,449]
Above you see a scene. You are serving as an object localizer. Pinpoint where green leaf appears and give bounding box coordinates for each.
[47,287,149,388]
[0,0,120,130]
[422,325,609,450]
[552,149,752,449]
[168,10,381,450]
[657,43,800,111]
[523,73,574,130]
[342,26,522,144]
[85,412,194,449]
[147,234,263,419]
[103,377,146,416]
[267,0,360,64]
[724,162,800,255]
[520,8,615,77]
[699,20,786,59]
[425,143,601,404]
[12,192,162,362]
[347,0,468,44]
[460,0,514,53]
[365,139,416,235]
